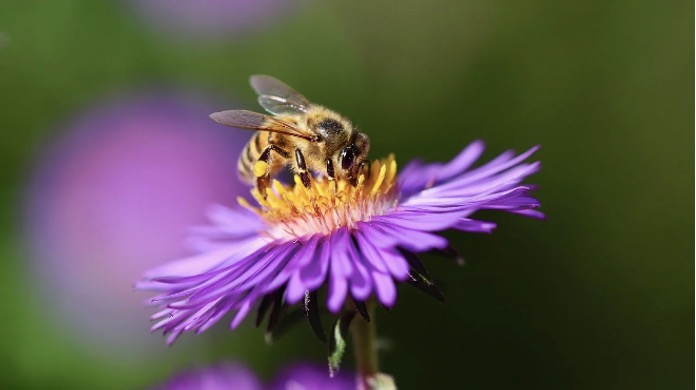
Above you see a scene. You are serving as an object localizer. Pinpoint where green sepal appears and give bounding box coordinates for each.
[351,297,371,322]
[304,290,327,343]
[265,308,304,345]
[255,293,274,328]
[399,248,446,302]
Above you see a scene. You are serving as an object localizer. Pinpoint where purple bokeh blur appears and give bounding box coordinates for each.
[154,362,355,390]
[24,88,250,357]
[154,362,262,390]
[268,363,356,390]
[122,0,301,42]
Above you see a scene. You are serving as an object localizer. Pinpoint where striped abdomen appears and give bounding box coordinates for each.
[238,131,288,185]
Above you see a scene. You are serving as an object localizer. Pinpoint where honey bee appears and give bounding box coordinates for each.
[210,75,370,195]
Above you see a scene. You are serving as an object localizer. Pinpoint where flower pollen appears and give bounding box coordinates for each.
[238,155,399,240]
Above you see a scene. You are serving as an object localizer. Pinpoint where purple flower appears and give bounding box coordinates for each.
[138,141,542,344]
[155,362,354,390]
[24,90,249,355]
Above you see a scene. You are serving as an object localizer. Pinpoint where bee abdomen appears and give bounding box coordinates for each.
[238,133,264,184]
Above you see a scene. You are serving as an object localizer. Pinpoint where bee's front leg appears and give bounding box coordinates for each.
[294,149,311,188]
[325,158,337,192]
[255,144,289,197]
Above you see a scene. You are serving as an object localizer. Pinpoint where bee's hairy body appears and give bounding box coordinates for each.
[238,106,353,185]
[210,75,370,196]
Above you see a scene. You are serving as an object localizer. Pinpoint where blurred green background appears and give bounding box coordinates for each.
[0,0,692,388]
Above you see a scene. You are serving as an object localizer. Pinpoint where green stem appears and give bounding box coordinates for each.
[350,303,379,389]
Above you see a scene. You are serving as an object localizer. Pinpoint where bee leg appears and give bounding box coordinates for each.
[294,149,311,188]
[256,144,290,197]
[325,158,337,192]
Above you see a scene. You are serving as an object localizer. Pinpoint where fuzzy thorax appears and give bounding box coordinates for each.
[239,155,399,240]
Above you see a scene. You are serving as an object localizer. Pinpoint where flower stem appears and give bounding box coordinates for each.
[350,303,379,389]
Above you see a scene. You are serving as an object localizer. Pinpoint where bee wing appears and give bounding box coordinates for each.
[257,95,309,115]
[250,75,311,115]
[209,110,318,141]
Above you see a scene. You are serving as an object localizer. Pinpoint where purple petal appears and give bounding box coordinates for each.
[435,139,486,181]
[328,228,353,277]
[263,242,308,293]
[235,244,300,292]
[200,204,264,235]
[142,237,267,281]
[285,236,321,304]
[346,234,372,300]
[166,328,184,346]
[364,221,448,252]
[436,146,540,193]
[453,218,497,233]
[183,244,292,305]
[398,141,486,195]
[230,299,253,329]
[372,271,397,307]
[507,209,546,219]
[185,206,267,252]
[197,297,236,333]
[354,230,388,273]
[398,159,440,195]
[372,209,468,231]
[326,230,352,312]
[403,184,535,210]
[379,248,410,281]
[397,144,542,224]
[284,272,306,305]
[354,228,409,281]
[299,236,331,290]
[422,163,540,198]
[328,267,348,313]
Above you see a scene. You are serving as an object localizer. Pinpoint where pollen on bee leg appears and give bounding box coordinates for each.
[293,175,306,189]
[329,179,338,193]
[253,161,269,177]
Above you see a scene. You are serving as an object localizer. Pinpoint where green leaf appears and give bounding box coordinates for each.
[327,311,356,377]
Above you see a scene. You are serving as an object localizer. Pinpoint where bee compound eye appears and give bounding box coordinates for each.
[340,147,355,170]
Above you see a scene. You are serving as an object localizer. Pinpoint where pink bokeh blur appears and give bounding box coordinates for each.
[122,0,302,42]
[153,361,355,390]
[24,88,251,357]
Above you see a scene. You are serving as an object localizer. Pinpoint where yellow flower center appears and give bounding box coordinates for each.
[238,155,399,240]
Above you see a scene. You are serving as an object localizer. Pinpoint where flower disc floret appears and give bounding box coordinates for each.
[240,156,398,240]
